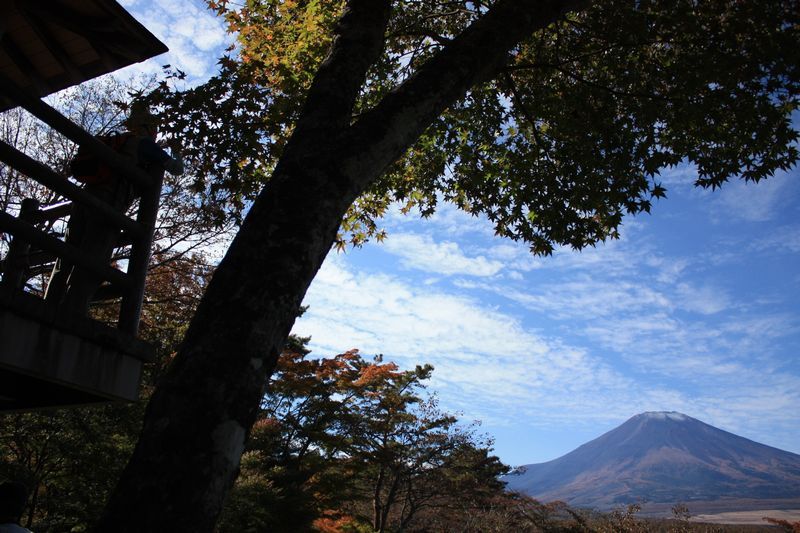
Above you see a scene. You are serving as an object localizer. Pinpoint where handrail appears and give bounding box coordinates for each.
[0,140,144,237]
[0,211,130,288]
[32,201,72,223]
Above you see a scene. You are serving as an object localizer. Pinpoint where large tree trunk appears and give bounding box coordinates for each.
[96,1,584,530]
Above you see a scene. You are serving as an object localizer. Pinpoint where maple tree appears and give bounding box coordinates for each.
[95,1,798,530]
[217,347,508,533]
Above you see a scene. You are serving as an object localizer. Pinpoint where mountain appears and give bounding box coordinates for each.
[504,412,800,510]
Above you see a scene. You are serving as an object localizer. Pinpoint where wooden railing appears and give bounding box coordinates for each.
[0,74,162,336]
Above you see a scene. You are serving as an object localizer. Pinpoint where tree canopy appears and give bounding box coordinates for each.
[218,347,508,532]
[153,0,798,253]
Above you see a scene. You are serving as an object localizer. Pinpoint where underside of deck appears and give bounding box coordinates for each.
[0,289,154,410]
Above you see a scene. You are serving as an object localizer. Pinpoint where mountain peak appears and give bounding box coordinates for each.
[504,412,800,510]
[636,411,690,422]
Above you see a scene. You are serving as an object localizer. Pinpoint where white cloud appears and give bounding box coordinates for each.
[298,257,537,358]
[750,224,800,254]
[646,256,690,284]
[657,163,698,189]
[457,277,673,321]
[118,0,232,82]
[291,254,800,444]
[506,270,524,281]
[379,232,504,276]
[294,257,647,424]
[674,282,730,315]
[714,171,794,222]
[368,183,799,454]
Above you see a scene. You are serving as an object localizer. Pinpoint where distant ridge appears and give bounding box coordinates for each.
[504,412,800,510]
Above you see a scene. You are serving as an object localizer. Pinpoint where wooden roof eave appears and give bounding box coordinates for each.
[0,0,168,112]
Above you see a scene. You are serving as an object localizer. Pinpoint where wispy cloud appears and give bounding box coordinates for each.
[294,252,800,456]
[713,170,795,222]
[288,158,800,461]
[294,257,641,424]
[674,282,730,315]
[119,0,231,82]
[750,224,800,254]
[379,232,504,276]
[382,200,498,240]
[657,163,699,189]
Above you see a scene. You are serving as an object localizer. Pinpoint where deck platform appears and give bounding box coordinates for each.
[0,289,154,410]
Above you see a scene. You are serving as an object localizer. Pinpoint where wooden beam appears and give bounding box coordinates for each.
[0,289,156,363]
[0,140,143,237]
[92,282,126,302]
[0,33,48,94]
[16,9,86,82]
[95,1,168,59]
[19,250,57,269]
[0,211,130,288]
[31,201,72,224]
[18,4,125,71]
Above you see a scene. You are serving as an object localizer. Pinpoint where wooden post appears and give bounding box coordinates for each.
[0,198,40,293]
[118,167,164,335]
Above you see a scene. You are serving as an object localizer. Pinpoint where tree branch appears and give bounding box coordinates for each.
[290,0,392,144]
[342,0,589,182]
[501,71,549,156]
[554,64,674,101]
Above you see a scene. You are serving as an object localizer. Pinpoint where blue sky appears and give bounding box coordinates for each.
[120,0,800,467]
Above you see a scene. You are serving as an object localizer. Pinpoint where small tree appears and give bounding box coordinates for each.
[763,517,800,533]
[218,348,508,533]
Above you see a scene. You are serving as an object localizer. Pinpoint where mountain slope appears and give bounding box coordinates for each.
[504,412,800,509]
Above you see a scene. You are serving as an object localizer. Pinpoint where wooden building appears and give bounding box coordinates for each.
[0,0,169,410]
